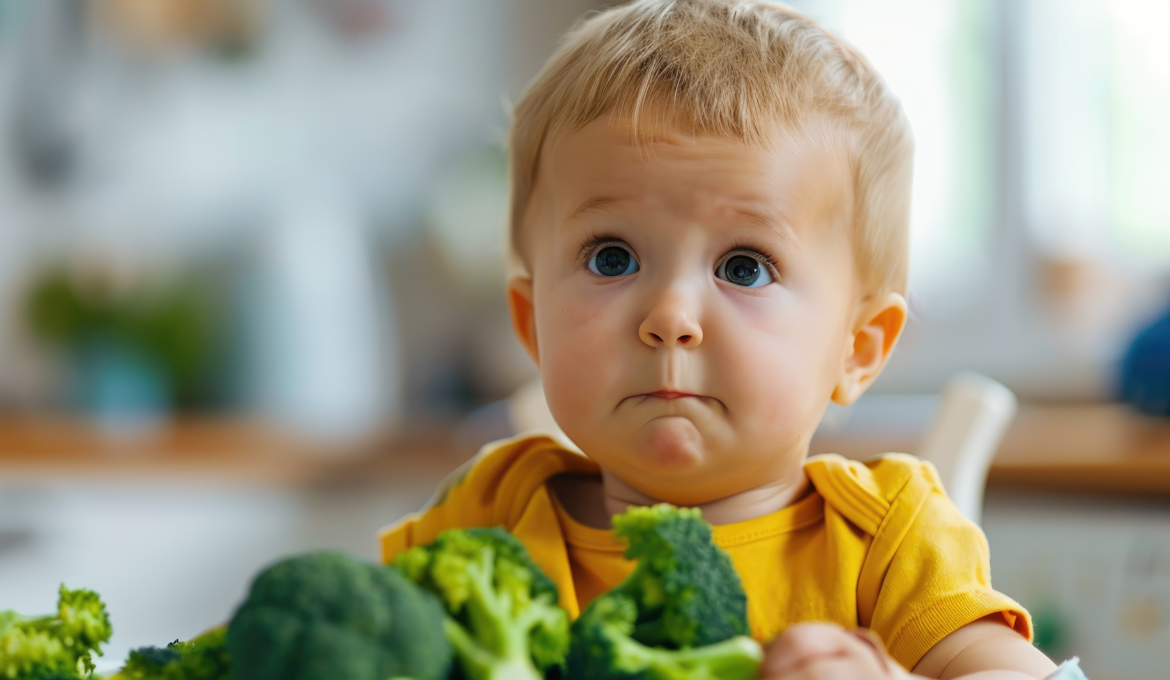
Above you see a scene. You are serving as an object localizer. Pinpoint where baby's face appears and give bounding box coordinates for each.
[514,117,868,506]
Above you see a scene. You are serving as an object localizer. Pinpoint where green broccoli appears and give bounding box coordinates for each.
[0,585,112,679]
[566,504,763,680]
[226,551,452,680]
[394,527,571,680]
[125,644,182,671]
[114,628,230,680]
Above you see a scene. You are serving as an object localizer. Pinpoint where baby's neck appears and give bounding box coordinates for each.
[550,466,811,529]
[600,469,810,526]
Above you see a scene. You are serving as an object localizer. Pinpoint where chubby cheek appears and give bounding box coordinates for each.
[715,295,842,442]
[535,280,630,435]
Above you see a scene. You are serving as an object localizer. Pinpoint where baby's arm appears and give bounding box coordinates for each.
[762,617,1057,680]
[913,616,1057,679]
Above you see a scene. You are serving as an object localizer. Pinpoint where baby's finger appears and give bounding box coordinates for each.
[849,628,900,675]
[783,656,884,680]
[762,623,856,676]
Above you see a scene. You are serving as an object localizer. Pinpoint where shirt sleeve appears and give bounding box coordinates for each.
[378,454,492,564]
[864,468,1032,670]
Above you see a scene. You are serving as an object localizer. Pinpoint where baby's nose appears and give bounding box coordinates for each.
[638,292,704,349]
[643,329,698,347]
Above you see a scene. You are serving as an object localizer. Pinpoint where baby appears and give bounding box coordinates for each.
[382,1,1058,678]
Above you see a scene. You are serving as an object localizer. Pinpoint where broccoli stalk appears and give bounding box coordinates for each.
[0,585,113,679]
[573,593,762,680]
[567,504,764,680]
[395,527,570,680]
[435,552,552,679]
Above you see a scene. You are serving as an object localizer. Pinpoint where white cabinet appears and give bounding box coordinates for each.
[985,494,1170,679]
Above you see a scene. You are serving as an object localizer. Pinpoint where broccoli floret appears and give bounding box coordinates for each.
[394,527,571,680]
[0,585,112,679]
[116,629,230,680]
[125,642,182,672]
[227,551,451,680]
[567,504,763,680]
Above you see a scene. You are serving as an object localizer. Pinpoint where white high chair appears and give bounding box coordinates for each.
[506,371,1018,526]
[913,372,1018,525]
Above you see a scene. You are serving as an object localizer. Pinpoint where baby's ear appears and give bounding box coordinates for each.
[831,292,908,406]
[507,277,540,366]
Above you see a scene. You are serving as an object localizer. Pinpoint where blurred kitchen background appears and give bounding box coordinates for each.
[0,0,1168,677]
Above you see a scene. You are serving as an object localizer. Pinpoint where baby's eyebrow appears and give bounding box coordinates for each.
[731,204,801,247]
[568,195,801,245]
[568,195,624,219]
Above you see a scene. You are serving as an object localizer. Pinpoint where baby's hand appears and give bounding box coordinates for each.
[761,622,911,680]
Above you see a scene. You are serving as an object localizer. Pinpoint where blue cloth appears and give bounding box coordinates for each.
[1121,304,1170,415]
[1047,657,1088,680]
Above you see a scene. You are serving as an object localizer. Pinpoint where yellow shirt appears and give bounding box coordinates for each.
[379,434,1031,670]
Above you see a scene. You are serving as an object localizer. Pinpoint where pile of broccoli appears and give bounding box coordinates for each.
[3,504,762,680]
[385,506,762,680]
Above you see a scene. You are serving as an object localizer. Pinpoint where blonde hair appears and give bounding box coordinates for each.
[508,0,913,295]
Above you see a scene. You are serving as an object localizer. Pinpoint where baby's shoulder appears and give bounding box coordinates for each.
[379,432,597,564]
[803,452,947,536]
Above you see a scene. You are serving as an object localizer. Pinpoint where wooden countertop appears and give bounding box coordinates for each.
[2,404,1170,496]
[988,404,1170,495]
[811,403,1170,496]
[814,402,1170,493]
[0,417,463,486]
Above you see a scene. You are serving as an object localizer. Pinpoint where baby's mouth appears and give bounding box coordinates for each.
[618,390,727,415]
[642,390,704,400]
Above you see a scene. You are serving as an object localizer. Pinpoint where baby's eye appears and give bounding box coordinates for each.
[588,245,640,277]
[715,252,774,288]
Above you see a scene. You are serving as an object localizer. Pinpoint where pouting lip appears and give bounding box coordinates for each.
[640,390,705,400]
[618,390,725,413]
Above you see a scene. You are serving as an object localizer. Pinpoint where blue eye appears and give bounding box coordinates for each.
[588,245,639,277]
[716,253,774,288]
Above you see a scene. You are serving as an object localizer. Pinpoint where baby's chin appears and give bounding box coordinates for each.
[568,409,811,507]
[608,416,746,506]
[634,415,707,472]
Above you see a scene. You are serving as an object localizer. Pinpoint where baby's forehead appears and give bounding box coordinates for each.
[548,112,847,158]
[536,114,855,226]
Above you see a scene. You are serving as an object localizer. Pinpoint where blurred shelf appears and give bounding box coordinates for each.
[989,404,1170,496]
[0,416,464,486]
[813,403,1170,497]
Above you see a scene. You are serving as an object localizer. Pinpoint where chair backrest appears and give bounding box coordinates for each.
[508,377,561,436]
[914,372,1018,525]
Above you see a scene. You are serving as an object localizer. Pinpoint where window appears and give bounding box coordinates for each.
[793,0,998,309]
[1107,0,1170,266]
[1024,0,1170,269]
